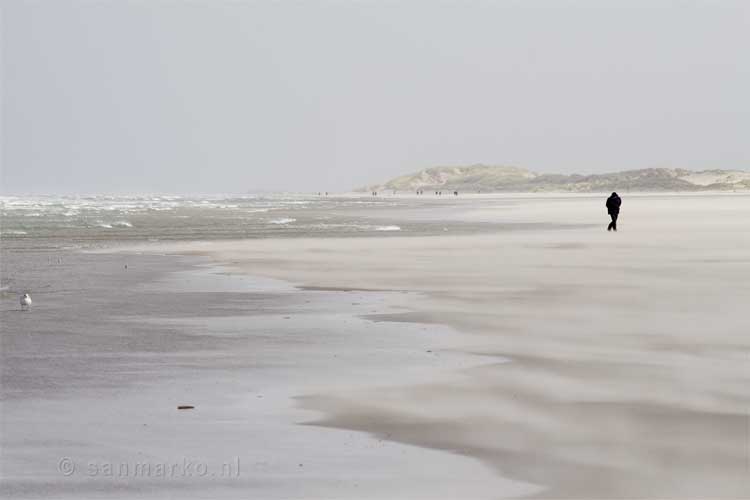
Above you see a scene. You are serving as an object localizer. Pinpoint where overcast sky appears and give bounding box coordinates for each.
[2,1,748,194]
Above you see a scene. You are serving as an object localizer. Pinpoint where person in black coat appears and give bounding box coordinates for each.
[606,192,622,231]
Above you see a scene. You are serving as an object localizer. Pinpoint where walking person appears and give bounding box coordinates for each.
[606,192,621,231]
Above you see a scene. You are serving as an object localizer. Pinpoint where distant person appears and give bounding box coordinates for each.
[606,192,622,231]
[454,191,458,196]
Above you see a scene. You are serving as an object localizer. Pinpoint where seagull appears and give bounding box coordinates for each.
[20,293,32,311]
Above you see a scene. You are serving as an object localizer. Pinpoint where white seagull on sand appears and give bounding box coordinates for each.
[20,293,32,310]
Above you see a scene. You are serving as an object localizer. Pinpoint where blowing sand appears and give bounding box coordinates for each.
[4,193,750,499]
[129,193,750,498]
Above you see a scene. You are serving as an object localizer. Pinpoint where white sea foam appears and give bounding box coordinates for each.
[375,225,401,231]
[269,218,296,225]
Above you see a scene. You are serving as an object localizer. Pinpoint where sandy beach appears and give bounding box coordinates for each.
[125,193,750,498]
[3,193,750,498]
[5,1,749,496]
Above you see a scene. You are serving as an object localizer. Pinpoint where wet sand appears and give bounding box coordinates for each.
[122,193,750,498]
[1,249,534,499]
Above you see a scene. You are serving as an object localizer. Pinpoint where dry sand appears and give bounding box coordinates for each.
[130,193,750,498]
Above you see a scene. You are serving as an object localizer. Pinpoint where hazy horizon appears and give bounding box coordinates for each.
[2,0,749,194]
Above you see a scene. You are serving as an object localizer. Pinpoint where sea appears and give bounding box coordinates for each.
[0,192,557,250]
[0,194,414,244]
